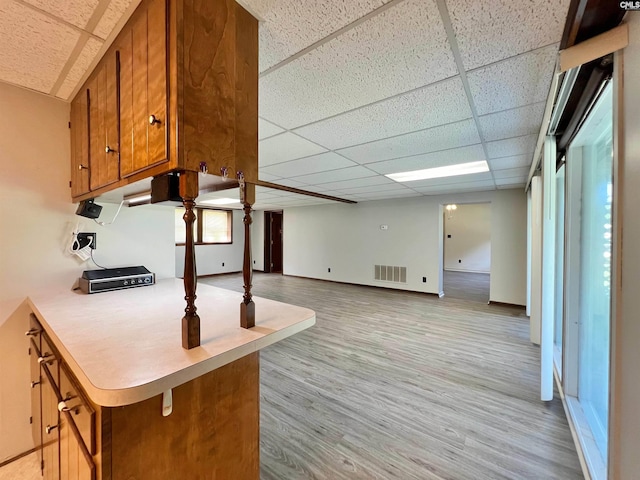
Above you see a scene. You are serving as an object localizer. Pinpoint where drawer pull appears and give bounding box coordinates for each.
[105,145,117,154]
[58,401,72,413]
[38,354,54,364]
[78,164,88,170]
[30,380,40,388]
[149,114,161,126]
[45,424,58,434]
[25,329,40,337]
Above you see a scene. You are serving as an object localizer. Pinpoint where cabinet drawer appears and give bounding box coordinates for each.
[59,363,96,455]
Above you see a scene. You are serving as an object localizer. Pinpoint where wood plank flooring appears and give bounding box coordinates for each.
[202,273,582,480]
[443,270,490,304]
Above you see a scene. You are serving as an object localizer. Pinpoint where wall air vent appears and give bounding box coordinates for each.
[374,265,407,283]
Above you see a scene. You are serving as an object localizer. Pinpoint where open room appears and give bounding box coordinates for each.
[0,1,637,479]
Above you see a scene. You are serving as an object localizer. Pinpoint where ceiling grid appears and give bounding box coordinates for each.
[0,0,570,208]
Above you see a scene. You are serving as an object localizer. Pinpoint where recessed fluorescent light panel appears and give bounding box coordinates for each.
[385,161,490,183]
[199,197,239,205]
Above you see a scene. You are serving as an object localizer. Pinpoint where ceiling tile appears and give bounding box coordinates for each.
[338,183,413,195]
[314,176,396,191]
[488,154,531,171]
[259,0,457,129]
[259,132,327,167]
[337,119,481,164]
[22,0,99,29]
[414,179,495,193]
[446,0,571,70]
[290,166,376,185]
[257,172,283,182]
[485,134,537,159]
[477,103,545,142]
[293,77,471,150]
[252,0,389,72]
[468,44,558,115]
[422,186,495,195]
[496,176,527,186]
[93,0,138,39]
[491,167,530,179]
[366,144,485,175]
[402,171,494,189]
[259,117,285,140]
[261,152,357,178]
[56,37,104,99]
[356,190,421,200]
[0,1,80,93]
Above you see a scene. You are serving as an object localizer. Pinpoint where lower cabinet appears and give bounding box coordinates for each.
[28,319,95,480]
[28,314,260,480]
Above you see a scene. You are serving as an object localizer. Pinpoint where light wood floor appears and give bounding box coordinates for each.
[443,270,490,303]
[202,273,583,480]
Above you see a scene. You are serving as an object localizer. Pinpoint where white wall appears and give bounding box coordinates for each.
[610,14,640,479]
[283,189,527,305]
[175,209,245,277]
[0,82,175,462]
[444,203,491,273]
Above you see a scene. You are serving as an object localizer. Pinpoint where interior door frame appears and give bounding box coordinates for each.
[263,210,283,274]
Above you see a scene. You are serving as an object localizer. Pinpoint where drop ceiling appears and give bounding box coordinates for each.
[0,0,570,208]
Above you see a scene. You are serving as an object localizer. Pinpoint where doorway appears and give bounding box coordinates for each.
[440,202,491,303]
[264,211,283,274]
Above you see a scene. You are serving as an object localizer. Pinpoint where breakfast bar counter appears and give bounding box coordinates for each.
[25,279,315,480]
[27,279,316,407]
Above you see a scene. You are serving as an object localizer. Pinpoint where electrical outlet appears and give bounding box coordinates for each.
[77,232,96,249]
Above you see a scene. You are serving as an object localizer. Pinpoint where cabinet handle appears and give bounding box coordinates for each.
[78,164,88,170]
[45,424,58,435]
[58,401,72,413]
[25,329,40,337]
[105,146,117,154]
[38,354,54,365]
[148,115,161,126]
[31,380,40,388]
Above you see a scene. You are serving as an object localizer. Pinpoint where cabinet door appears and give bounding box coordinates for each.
[70,91,90,197]
[59,413,94,480]
[41,363,59,480]
[118,0,167,177]
[88,57,119,191]
[29,338,43,471]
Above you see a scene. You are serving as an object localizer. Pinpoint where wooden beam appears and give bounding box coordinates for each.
[560,23,629,73]
[255,180,357,204]
[561,0,588,49]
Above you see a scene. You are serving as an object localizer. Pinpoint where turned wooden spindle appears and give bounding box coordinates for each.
[180,171,200,349]
[240,181,256,328]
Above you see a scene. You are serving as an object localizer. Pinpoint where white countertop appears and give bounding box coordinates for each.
[27,279,315,407]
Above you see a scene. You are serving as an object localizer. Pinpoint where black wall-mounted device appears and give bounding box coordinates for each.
[76,199,103,219]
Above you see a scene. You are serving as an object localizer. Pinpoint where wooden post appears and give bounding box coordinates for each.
[240,181,255,328]
[180,171,200,349]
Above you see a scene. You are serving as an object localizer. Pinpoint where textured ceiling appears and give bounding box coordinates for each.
[0,0,570,208]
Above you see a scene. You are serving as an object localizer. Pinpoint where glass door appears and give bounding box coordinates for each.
[553,163,565,375]
[564,81,613,475]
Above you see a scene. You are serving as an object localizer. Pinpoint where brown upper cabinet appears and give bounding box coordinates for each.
[69,0,258,202]
[118,0,168,178]
[70,92,90,197]
[88,55,120,191]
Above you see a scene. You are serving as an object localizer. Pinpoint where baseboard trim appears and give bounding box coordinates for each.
[0,447,38,469]
[487,300,526,309]
[444,268,490,274]
[283,274,440,297]
[192,271,242,279]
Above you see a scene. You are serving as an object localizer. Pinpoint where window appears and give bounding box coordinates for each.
[175,208,232,244]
